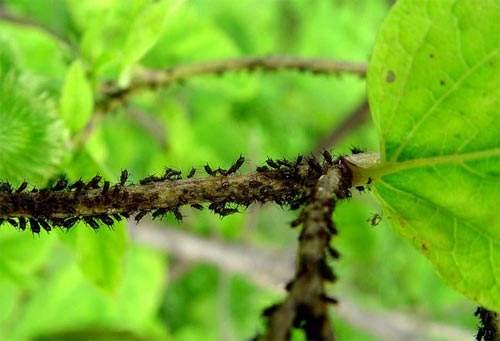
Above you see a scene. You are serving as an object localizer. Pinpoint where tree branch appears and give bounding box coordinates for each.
[98,56,367,113]
[0,154,374,233]
[263,157,352,340]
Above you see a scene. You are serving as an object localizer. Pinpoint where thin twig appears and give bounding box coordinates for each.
[264,163,349,341]
[98,56,367,113]
[0,7,73,48]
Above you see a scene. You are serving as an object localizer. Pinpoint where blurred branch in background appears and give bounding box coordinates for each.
[314,99,371,155]
[76,56,367,147]
[125,105,169,150]
[0,5,72,49]
[100,56,367,112]
[130,222,473,341]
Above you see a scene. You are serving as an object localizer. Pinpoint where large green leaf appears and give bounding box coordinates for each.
[367,0,499,310]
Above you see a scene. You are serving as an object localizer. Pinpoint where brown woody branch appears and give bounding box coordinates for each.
[97,56,367,113]
[263,159,351,340]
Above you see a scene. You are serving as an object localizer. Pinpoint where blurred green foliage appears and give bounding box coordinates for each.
[0,0,476,340]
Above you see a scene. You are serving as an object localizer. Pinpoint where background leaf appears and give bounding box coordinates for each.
[367,0,500,310]
[60,60,94,133]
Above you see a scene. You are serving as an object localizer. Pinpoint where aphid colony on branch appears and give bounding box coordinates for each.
[0,151,359,234]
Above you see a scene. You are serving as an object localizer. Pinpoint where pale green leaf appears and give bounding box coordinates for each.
[118,0,185,86]
[60,60,94,133]
[367,0,499,310]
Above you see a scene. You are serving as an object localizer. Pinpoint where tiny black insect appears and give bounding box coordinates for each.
[256,166,269,172]
[135,210,148,223]
[227,155,245,174]
[187,168,196,178]
[99,215,114,226]
[112,213,123,221]
[350,146,365,154]
[173,208,183,221]
[318,259,337,282]
[367,213,382,226]
[204,164,216,176]
[29,218,40,234]
[102,181,110,195]
[307,157,323,173]
[39,219,52,232]
[266,158,279,169]
[164,168,182,180]
[120,169,129,186]
[19,217,26,231]
[190,203,203,210]
[261,303,280,318]
[367,177,373,185]
[16,182,28,193]
[355,185,365,192]
[68,179,85,192]
[295,155,304,166]
[276,159,292,168]
[327,245,340,259]
[7,218,18,227]
[320,294,338,305]
[0,182,12,193]
[85,175,102,189]
[322,150,333,165]
[140,175,162,185]
[63,217,79,228]
[52,177,68,191]
[152,208,167,219]
[84,217,99,229]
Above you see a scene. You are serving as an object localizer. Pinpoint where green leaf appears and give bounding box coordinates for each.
[367,0,499,310]
[119,0,185,86]
[60,60,94,133]
[0,72,68,185]
[73,221,128,293]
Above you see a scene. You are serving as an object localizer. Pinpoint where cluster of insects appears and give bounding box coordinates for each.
[0,151,360,234]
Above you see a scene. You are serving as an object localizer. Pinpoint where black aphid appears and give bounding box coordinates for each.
[227,155,245,174]
[85,175,102,189]
[7,218,18,227]
[256,166,269,172]
[173,208,183,221]
[39,219,52,232]
[266,158,279,169]
[307,157,323,173]
[140,175,162,185]
[322,150,333,165]
[19,217,26,231]
[68,179,85,192]
[318,260,336,282]
[63,217,79,228]
[204,164,216,176]
[320,294,338,305]
[295,155,304,166]
[15,182,28,193]
[187,168,196,178]
[29,218,40,234]
[52,178,68,191]
[135,210,148,223]
[84,217,99,229]
[0,182,12,193]
[191,203,203,210]
[327,246,340,259]
[152,208,167,219]
[102,181,110,195]
[99,215,114,226]
[120,169,129,186]
[112,214,123,221]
